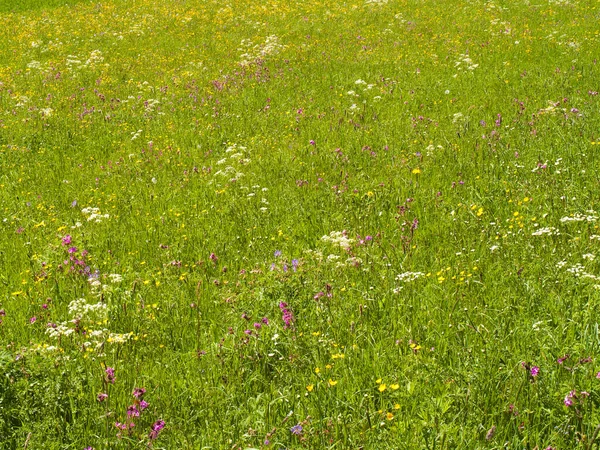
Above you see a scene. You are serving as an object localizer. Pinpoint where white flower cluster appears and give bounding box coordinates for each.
[321,231,354,250]
[239,35,286,66]
[46,323,75,338]
[532,227,560,236]
[214,144,250,183]
[396,271,425,282]
[455,53,479,71]
[68,298,107,320]
[560,212,598,223]
[82,207,110,222]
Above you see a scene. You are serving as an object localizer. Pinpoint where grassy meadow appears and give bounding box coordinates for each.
[1,0,600,448]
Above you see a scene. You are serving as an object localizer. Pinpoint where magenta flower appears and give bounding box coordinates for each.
[105,367,116,384]
[68,246,78,254]
[140,400,149,410]
[530,366,539,377]
[97,393,108,402]
[29,316,37,324]
[149,420,165,440]
[126,405,140,417]
[133,387,146,399]
[62,235,72,245]
[279,302,294,329]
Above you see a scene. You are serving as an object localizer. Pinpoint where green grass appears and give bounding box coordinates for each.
[1,0,600,448]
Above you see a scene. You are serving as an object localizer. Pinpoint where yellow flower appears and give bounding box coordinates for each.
[315,367,320,374]
[306,384,314,392]
[325,364,332,370]
[412,168,421,174]
[328,379,338,386]
[376,378,382,384]
[394,403,400,410]
[378,384,387,392]
[386,412,394,420]
[390,384,400,390]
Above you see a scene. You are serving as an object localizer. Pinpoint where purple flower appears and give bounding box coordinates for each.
[291,259,299,271]
[596,371,600,379]
[309,140,316,146]
[62,235,72,245]
[564,390,577,407]
[29,316,37,324]
[149,420,165,440]
[84,447,94,450]
[105,367,116,384]
[557,354,570,365]
[274,250,282,257]
[133,387,146,399]
[290,424,303,435]
[97,393,108,402]
[139,400,149,410]
[261,317,269,325]
[126,405,140,417]
[71,200,78,208]
[530,366,539,377]
[253,322,262,330]
[68,246,78,254]
[279,302,294,329]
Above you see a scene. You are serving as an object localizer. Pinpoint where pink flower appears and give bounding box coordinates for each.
[530,366,539,377]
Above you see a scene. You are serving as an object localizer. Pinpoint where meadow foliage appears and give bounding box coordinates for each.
[1,0,600,448]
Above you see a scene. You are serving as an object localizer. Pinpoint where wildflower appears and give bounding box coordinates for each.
[149,420,165,440]
[29,316,37,324]
[105,367,116,384]
[290,424,303,435]
[62,235,72,245]
[306,384,314,392]
[279,302,294,329]
[530,366,539,377]
[274,250,282,257]
[328,379,338,386]
[309,140,316,146]
[97,393,108,402]
[564,390,576,407]
[127,405,140,417]
[133,387,146,399]
[386,412,394,421]
[557,354,570,364]
[378,384,387,392]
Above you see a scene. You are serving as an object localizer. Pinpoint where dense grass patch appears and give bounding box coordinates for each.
[1,0,600,448]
